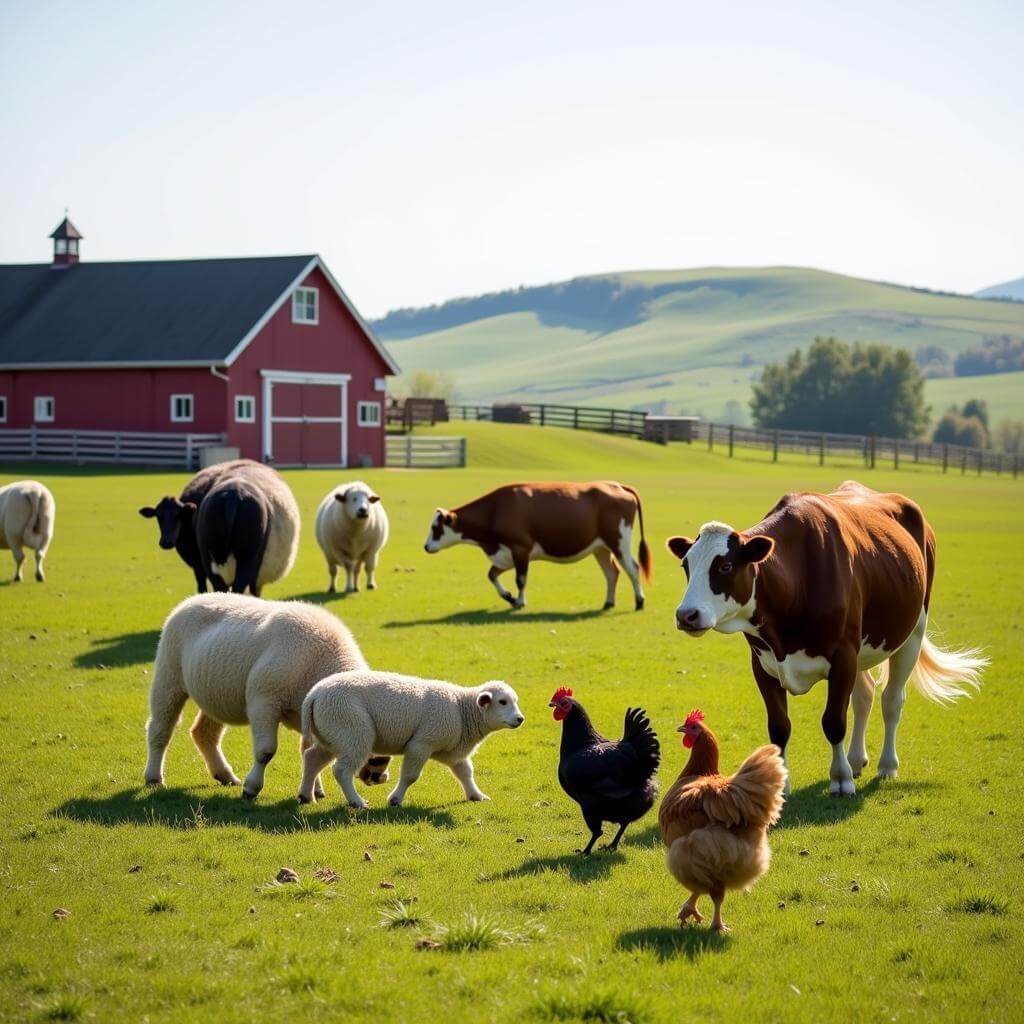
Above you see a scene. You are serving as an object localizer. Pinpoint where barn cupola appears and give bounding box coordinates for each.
[49,215,83,268]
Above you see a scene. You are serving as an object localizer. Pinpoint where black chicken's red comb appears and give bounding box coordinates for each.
[684,708,704,727]
[550,686,574,702]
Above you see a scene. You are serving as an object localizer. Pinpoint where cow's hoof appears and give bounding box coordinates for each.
[367,582,376,590]
[634,597,645,611]
[328,584,336,594]
[214,773,241,786]
[602,601,614,610]
[877,766,899,780]
[144,778,164,788]
[829,779,856,797]
[500,593,516,607]
[241,788,259,801]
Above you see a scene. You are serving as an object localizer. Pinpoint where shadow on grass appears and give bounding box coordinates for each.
[284,590,351,606]
[73,630,161,669]
[382,607,609,629]
[775,775,943,830]
[481,848,627,884]
[51,787,457,833]
[616,925,728,960]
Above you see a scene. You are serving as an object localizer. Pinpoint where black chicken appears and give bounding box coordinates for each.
[549,686,660,855]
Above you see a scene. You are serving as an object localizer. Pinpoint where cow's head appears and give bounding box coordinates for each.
[667,521,773,636]
[335,483,380,521]
[424,508,461,553]
[139,497,197,550]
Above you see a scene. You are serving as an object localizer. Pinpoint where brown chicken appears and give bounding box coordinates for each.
[658,709,786,932]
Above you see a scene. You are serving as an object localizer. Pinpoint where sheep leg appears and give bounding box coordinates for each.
[33,546,46,582]
[364,551,379,590]
[190,711,239,785]
[387,743,431,807]
[327,561,339,594]
[298,743,334,804]
[145,688,188,786]
[594,547,619,609]
[10,542,24,582]
[242,705,279,800]
[344,560,358,594]
[300,733,326,800]
[332,755,369,810]
[449,758,488,802]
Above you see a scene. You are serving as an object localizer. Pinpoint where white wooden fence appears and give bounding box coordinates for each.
[385,434,467,468]
[0,428,226,469]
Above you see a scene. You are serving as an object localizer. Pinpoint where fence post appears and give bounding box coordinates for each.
[460,438,467,467]
[1014,454,1019,479]
[977,449,983,476]
[540,405,546,427]
[31,425,37,458]
[708,424,714,451]
[728,424,734,458]
[406,433,412,468]
[611,410,616,434]
[913,442,919,464]
[819,433,825,466]
[893,440,899,471]
[943,444,948,473]
[870,435,877,469]
[997,453,1002,476]
[772,430,779,463]
[185,434,194,469]
[961,450,967,475]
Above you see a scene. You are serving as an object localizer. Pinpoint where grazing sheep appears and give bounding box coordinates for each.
[0,480,55,582]
[299,671,525,808]
[314,481,389,593]
[145,593,381,800]
[196,462,301,596]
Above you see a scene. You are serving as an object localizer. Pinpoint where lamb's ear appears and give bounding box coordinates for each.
[368,494,381,503]
[739,534,774,564]
[335,490,349,504]
[666,536,694,560]
[139,507,157,518]
[477,691,493,708]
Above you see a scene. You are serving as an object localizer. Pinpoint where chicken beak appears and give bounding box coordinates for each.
[547,701,557,708]
[675,724,686,732]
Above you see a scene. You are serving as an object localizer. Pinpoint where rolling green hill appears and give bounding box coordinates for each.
[377,267,1024,425]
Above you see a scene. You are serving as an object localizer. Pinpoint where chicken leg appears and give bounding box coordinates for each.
[709,886,729,933]
[678,893,704,925]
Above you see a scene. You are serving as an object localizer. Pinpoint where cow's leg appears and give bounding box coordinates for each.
[594,547,619,610]
[300,732,326,800]
[326,560,339,593]
[823,647,857,797]
[847,671,875,777]
[614,524,645,610]
[242,702,280,800]
[10,542,24,582]
[751,653,792,797]
[365,550,379,590]
[487,565,515,606]
[878,609,926,779]
[231,554,261,595]
[511,550,529,610]
[192,565,208,593]
[190,711,239,785]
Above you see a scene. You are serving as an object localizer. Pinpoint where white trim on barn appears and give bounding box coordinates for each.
[259,369,351,468]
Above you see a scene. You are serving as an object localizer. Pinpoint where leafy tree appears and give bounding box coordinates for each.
[995,419,1024,454]
[396,369,457,401]
[932,408,987,448]
[954,334,1024,376]
[961,398,989,431]
[750,336,929,438]
[914,344,954,379]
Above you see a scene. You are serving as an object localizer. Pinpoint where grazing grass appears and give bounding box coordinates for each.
[0,420,1022,1022]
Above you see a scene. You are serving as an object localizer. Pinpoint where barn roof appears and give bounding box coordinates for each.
[0,255,399,372]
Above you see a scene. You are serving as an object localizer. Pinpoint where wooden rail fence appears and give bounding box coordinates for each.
[385,434,467,468]
[450,402,647,437]
[0,428,226,469]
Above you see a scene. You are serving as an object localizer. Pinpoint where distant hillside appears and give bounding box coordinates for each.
[376,267,1024,423]
[975,278,1024,302]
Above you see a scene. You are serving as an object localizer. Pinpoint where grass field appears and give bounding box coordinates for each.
[1,421,1022,1023]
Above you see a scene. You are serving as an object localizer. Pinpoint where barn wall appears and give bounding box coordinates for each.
[0,368,227,432]
[226,266,392,466]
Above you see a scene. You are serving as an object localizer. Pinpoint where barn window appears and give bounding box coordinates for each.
[235,395,256,423]
[170,394,194,422]
[34,396,55,422]
[0,395,7,422]
[292,287,319,324]
[357,401,382,427]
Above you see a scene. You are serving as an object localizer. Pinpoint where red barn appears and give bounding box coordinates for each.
[0,219,398,467]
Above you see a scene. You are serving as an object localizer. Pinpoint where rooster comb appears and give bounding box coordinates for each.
[550,686,574,703]
[684,708,705,727]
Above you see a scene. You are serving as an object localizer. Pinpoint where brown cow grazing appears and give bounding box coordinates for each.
[667,481,986,797]
[424,481,651,610]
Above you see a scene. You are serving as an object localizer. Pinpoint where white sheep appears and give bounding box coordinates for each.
[145,592,378,800]
[0,480,55,582]
[299,671,525,808]
[314,480,388,593]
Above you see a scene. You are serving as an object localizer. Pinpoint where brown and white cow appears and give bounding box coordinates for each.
[424,481,651,610]
[667,481,985,797]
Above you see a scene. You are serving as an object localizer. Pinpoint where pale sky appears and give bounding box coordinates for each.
[1,1,1021,317]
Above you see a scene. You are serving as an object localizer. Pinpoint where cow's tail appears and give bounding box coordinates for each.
[622,485,652,582]
[23,486,54,551]
[874,632,986,704]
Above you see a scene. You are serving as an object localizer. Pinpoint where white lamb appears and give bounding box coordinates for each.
[145,593,376,800]
[314,481,388,593]
[299,671,525,808]
[0,480,55,582]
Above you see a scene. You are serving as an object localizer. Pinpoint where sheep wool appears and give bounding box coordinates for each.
[0,480,55,582]
[300,670,525,808]
[314,480,389,593]
[145,593,368,799]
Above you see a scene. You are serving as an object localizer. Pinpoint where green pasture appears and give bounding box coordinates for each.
[1,420,1021,1023]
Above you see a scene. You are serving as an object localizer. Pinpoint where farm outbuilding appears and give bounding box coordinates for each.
[0,219,399,467]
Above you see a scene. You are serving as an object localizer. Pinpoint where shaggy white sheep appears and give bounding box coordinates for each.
[299,671,525,808]
[145,593,372,799]
[314,481,389,593]
[0,480,55,582]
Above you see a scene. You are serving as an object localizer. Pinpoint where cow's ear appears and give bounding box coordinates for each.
[739,534,774,563]
[444,511,457,527]
[666,536,693,560]
[477,691,493,708]
[139,507,157,518]
[335,490,349,503]
[182,502,198,515]
[368,494,381,503]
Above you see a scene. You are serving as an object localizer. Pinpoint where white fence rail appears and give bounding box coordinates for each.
[0,428,226,469]
[385,435,467,468]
